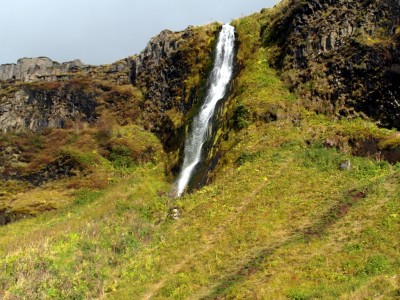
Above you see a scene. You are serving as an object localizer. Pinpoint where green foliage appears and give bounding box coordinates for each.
[73,189,103,206]
[231,12,263,62]
[236,151,260,165]
[379,134,400,150]
[61,147,100,169]
[287,289,313,300]
[299,143,343,172]
[29,134,45,149]
[232,103,251,129]
[363,255,391,275]
[109,145,135,169]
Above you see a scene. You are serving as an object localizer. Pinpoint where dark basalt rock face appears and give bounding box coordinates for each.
[0,82,97,132]
[1,156,80,186]
[0,57,135,132]
[131,25,220,151]
[132,29,192,113]
[264,0,400,129]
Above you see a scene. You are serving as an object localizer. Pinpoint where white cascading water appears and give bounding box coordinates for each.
[175,24,235,197]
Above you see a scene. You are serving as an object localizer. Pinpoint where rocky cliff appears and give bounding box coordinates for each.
[263,0,400,129]
[1,0,399,161]
[131,24,220,151]
[0,57,85,82]
[0,24,221,189]
[0,56,138,132]
[0,24,219,139]
[0,81,97,132]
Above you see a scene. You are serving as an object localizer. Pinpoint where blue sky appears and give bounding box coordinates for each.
[0,0,279,65]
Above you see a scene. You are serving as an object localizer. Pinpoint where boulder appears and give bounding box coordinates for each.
[339,160,351,171]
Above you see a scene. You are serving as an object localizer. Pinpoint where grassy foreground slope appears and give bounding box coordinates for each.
[1,8,400,300]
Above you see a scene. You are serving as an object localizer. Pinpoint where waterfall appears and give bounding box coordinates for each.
[175,24,235,197]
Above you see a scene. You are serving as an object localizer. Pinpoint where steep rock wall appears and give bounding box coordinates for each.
[0,56,138,132]
[131,24,221,153]
[264,0,400,129]
[0,82,97,132]
[0,57,85,82]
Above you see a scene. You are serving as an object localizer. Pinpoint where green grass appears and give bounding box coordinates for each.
[105,136,398,299]
[0,162,170,299]
[0,10,399,300]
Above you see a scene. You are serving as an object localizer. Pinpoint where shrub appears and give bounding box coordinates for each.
[94,115,114,145]
[109,145,135,169]
[287,289,313,300]
[232,103,251,129]
[236,152,260,166]
[364,255,391,275]
[73,189,103,206]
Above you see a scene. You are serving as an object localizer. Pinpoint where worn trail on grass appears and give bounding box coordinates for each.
[199,167,399,299]
[141,155,294,299]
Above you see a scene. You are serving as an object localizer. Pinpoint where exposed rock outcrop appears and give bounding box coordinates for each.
[92,57,134,85]
[0,156,79,186]
[0,82,97,132]
[0,55,140,132]
[264,0,400,129]
[0,57,85,82]
[131,24,220,150]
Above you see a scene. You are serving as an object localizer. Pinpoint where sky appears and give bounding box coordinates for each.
[0,0,280,66]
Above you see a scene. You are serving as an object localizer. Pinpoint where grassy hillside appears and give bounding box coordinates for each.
[1,5,400,300]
